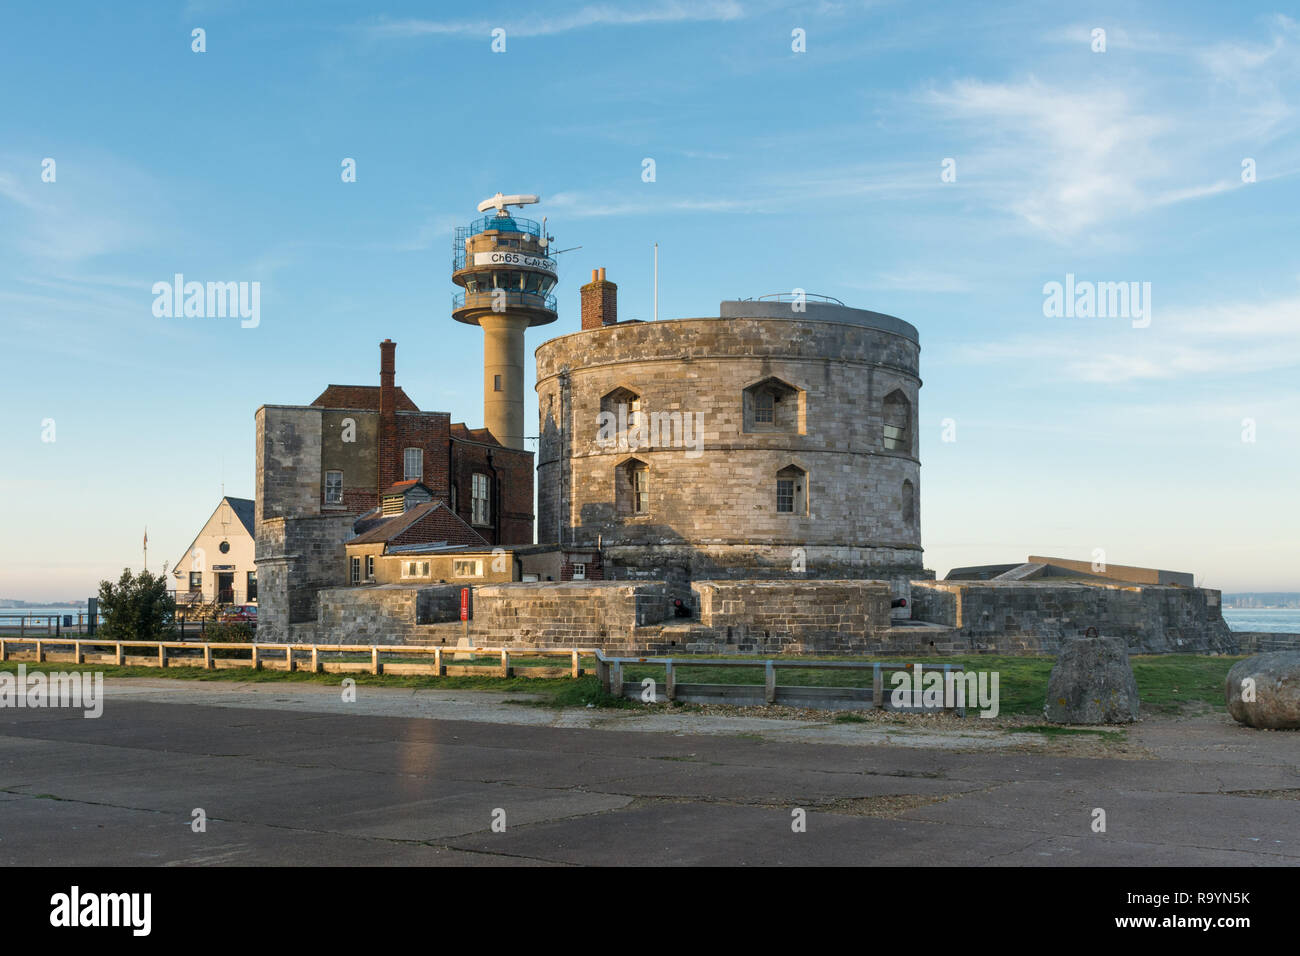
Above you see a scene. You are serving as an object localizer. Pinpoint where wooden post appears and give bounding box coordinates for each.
[74,641,81,664]
[0,639,6,661]
[571,649,579,679]
[371,646,380,675]
[765,660,776,704]
[204,644,213,669]
[286,646,294,672]
[36,640,43,663]
[116,642,124,666]
[665,659,676,701]
[610,660,623,698]
[500,649,510,678]
[251,645,260,670]
[434,647,442,676]
[596,656,610,693]
[872,663,883,710]
[311,645,319,673]
[158,644,167,668]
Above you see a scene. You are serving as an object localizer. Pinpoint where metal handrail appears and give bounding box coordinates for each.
[742,292,845,306]
[452,290,557,313]
[457,215,542,239]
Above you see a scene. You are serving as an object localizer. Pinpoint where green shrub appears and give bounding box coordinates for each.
[96,569,175,641]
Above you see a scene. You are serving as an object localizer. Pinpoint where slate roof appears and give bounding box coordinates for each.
[347,499,488,548]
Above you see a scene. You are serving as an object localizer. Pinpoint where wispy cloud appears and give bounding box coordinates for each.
[957,292,1300,384]
[364,1,745,39]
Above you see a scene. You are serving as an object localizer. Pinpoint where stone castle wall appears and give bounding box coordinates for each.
[535,315,924,580]
[908,581,1236,654]
[255,514,354,642]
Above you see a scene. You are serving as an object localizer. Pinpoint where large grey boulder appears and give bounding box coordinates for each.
[1044,636,1140,724]
[1226,652,1300,729]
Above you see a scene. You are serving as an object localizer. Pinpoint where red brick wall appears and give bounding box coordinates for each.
[394,411,451,499]
[580,269,617,330]
[378,340,398,498]
[450,439,534,546]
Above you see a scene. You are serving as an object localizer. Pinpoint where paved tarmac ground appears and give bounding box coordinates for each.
[1,680,1296,866]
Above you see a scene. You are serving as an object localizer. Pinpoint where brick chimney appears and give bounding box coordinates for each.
[378,339,397,500]
[580,267,617,330]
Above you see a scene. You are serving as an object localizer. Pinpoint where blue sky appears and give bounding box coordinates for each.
[2,0,1297,600]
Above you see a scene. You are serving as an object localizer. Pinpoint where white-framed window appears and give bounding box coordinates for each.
[571,563,586,580]
[472,473,491,526]
[350,556,361,584]
[404,447,423,480]
[325,471,343,505]
[453,559,483,577]
[401,560,430,579]
[365,555,375,580]
[755,391,775,424]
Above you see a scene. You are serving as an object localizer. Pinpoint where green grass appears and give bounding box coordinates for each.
[622,653,1243,717]
[0,652,1244,717]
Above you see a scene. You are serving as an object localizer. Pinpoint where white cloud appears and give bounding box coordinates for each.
[365,1,745,39]
[956,293,1300,383]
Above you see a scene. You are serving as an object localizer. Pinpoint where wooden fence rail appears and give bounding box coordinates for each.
[0,638,593,679]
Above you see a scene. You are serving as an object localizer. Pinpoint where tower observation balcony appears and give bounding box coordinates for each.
[451,213,558,327]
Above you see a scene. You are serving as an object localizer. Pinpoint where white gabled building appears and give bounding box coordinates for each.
[171,497,258,608]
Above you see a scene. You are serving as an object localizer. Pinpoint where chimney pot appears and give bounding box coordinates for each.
[591,269,598,283]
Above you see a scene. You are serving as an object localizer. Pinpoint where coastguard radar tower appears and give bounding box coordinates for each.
[452,193,559,450]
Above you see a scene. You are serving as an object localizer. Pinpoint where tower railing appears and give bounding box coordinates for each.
[452,290,557,314]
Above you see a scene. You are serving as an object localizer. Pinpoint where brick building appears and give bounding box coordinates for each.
[254,339,534,641]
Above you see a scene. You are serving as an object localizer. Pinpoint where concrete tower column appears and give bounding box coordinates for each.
[480,312,530,450]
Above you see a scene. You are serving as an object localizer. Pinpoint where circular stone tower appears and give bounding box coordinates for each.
[535,292,925,586]
[452,193,558,449]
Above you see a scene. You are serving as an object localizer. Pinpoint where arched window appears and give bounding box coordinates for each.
[599,387,642,448]
[902,479,916,525]
[776,465,808,516]
[883,390,911,454]
[744,377,802,433]
[616,459,649,515]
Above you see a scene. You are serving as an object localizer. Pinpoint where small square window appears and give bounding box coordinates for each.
[188,572,202,591]
[453,559,482,577]
[571,563,586,580]
[493,374,502,392]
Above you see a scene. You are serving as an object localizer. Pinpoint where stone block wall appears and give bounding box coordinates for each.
[908,581,1235,654]
[255,513,354,642]
[471,581,669,648]
[684,579,892,654]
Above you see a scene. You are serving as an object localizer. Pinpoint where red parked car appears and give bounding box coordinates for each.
[218,605,258,624]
